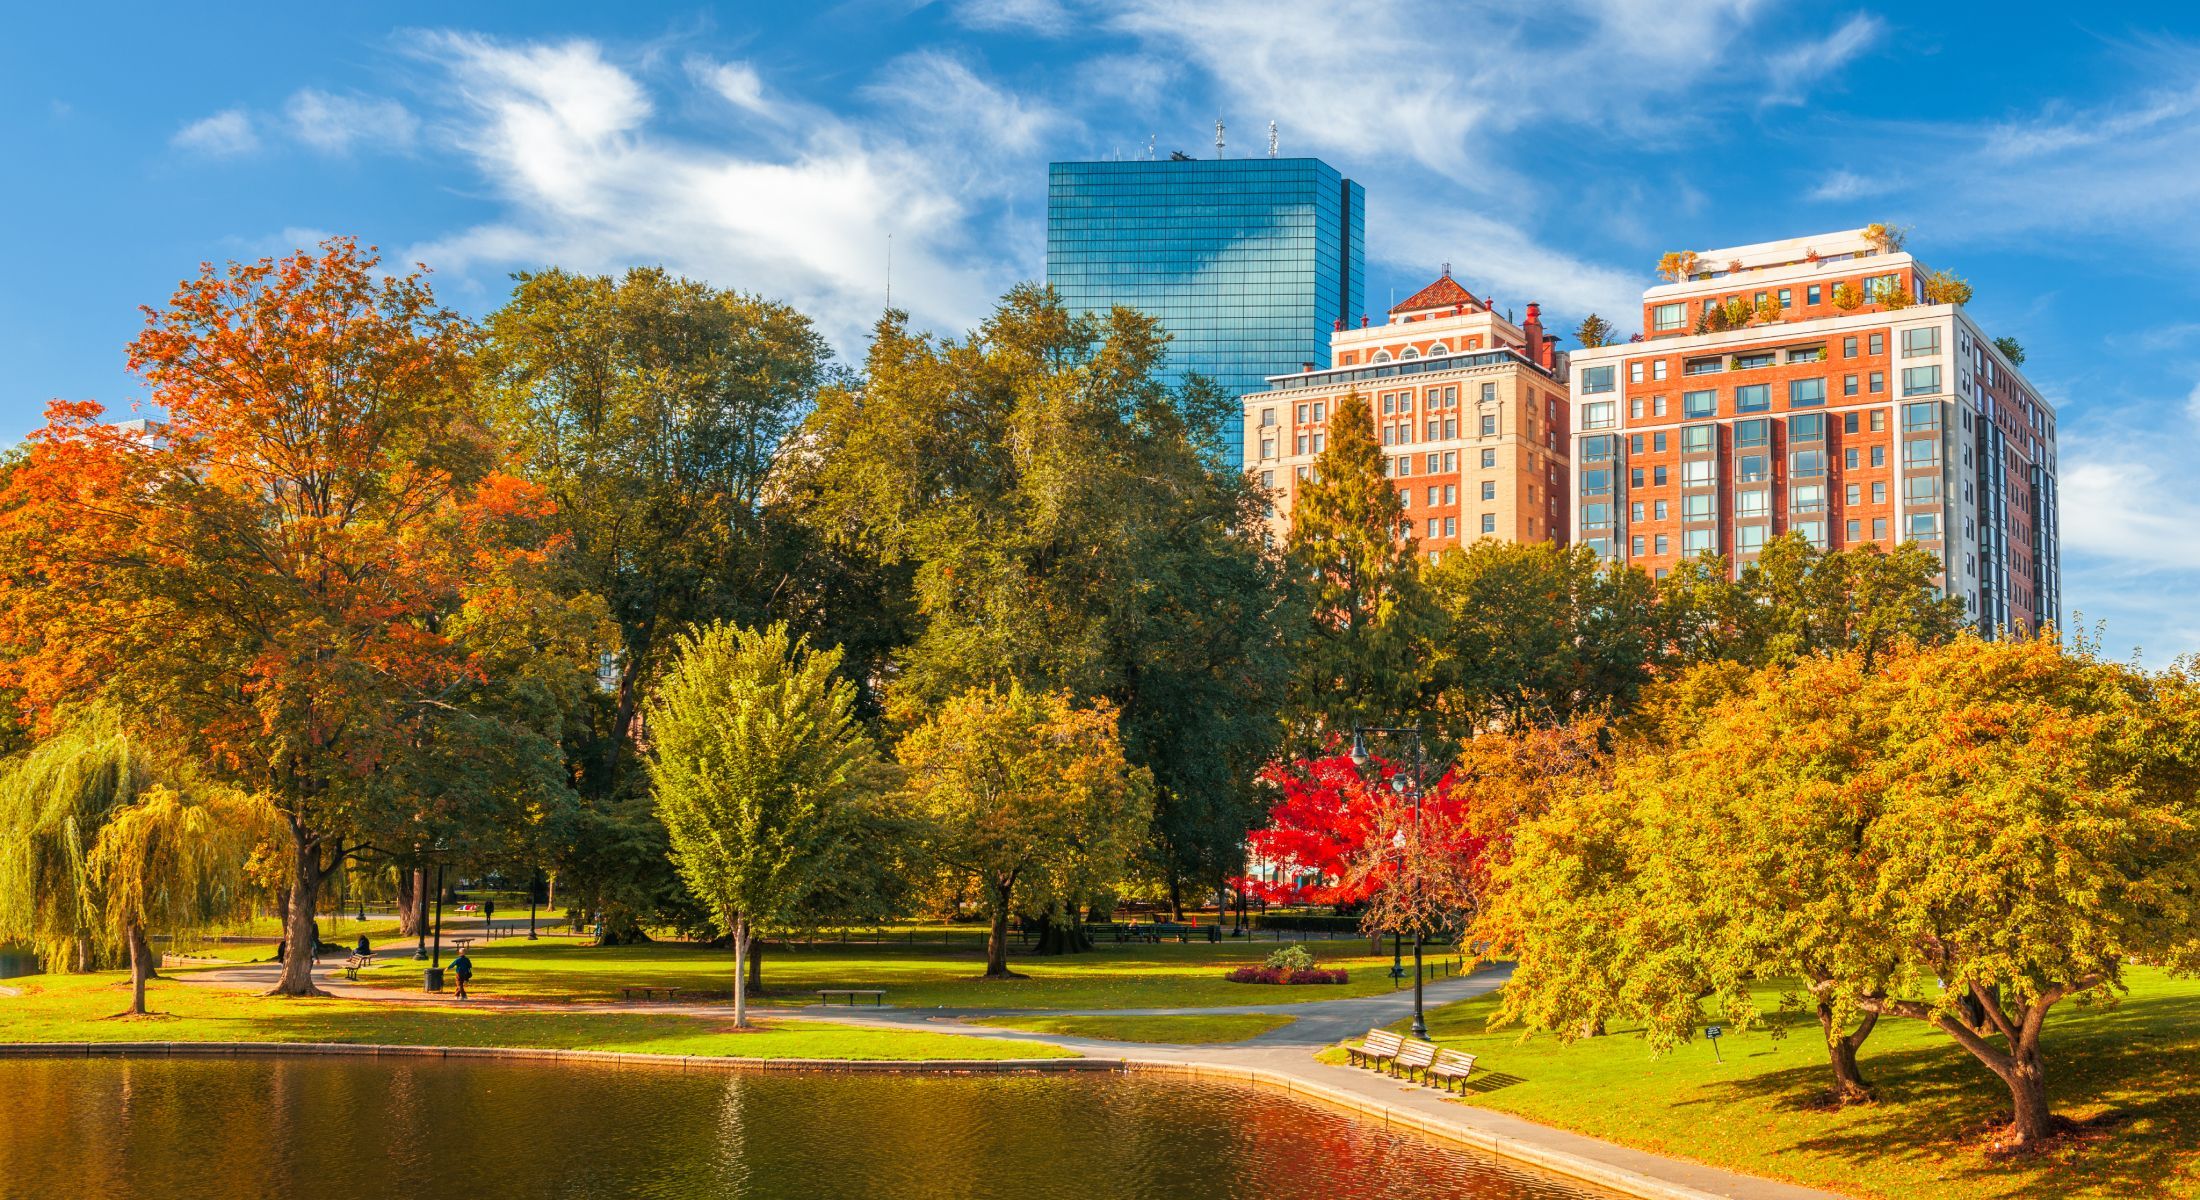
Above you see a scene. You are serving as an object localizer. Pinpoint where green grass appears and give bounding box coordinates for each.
[349,937,1424,1010]
[969,1011,1295,1044]
[0,971,1073,1061]
[1347,967,2200,1200]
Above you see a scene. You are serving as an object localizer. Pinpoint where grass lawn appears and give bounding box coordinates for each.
[1337,967,2200,1200]
[0,971,1073,1061]
[969,1012,1295,1044]
[349,937,1425,1010]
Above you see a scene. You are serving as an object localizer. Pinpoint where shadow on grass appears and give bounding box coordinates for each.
[1456,1070,1527,1094]
[1696,989,2200,1200]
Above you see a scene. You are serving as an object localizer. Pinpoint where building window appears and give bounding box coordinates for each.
[1901,326,1941,358]
[1871,446,1885,467]
[1583,401,1617,430]
[1683,493,1714,520]
[1844,375,1859,396]
[1444,419,1459,438]
[1582,365,1616,394]
[1807,285,1822,305]
[1738,524,1767,552]
[1873,517,1887,540]
[1735,419,1769,448]
[1902,365,1942,396]
[1845,448,1859,470]
[1428,342,1449,356]
[1630,362,1645,384]
[1480,449,1496,468]
[1868,333,1885,355]
[1652,302,1686,332]
[1908,512,1940,539]
[1479,414,1497,436]
[1295,435,1308,454]
[1654,500,1669,520]
[1843,336,1858,358]
[1444,485,1457,504]
[1734,351,1776,370]
[1790,378,1827,407]
[1778,288,1793,308]
[1734,384,1770,413]
[1260,438,1276,459]
[1481,514,1496,534]
[1425,452,1440,473]
[1261,470,1274,488]
[1792,484,1827,513]
[1682,424,1716,453]
[1428,519,1440,538]
[1400,348,1419,360]
[1444,517,1457,537]
[1903,439,1941,467]
[1653,396,1668,416]
[1846,483,1862,505]
[1737,489,1768,518]
[1684,356,1723,376]
[1738,453,1768,483]
[1481,481,1496,501]
[1631,535,1646,556]
[1685,528,1714,553]
[1790,413,1826,442]
[1872,482,1886,504]
[1312,433,1325,452]
[1313,402,1326,421]
[1261,408,1276,427]
[1869,371,1885,393]
[1630,467,1645,488]
[1654,534,1670,555]
[1373,351,1392,364]
[1685,389,1718,417]
[1653,466,1668,486]
[1443,452,1457,471]
[1653,431,1669,451]
[1846,519,1862,541]
[1788,345,1826,363]
[1427,486,1440,506]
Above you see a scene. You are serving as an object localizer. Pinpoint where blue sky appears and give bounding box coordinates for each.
[6,1,2199,660]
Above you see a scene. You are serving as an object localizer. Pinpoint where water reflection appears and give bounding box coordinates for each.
[0,1057,1617,1199]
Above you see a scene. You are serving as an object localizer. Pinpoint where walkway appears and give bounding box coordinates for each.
[174,952,1843,1200]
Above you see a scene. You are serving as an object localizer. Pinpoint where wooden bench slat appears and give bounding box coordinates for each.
[1347,1027,1405,1069]
[1427,1049,1478,1091]
[1390,1039,1438,1080]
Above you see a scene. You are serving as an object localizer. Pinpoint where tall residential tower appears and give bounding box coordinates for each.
[1568,228,2059,633]
[1046,155,1364,407]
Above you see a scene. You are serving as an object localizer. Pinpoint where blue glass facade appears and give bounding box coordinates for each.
[1046,158,1364,410]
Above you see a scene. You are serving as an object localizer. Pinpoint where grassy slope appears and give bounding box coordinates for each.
[348,938,1428,1010]
[1339,968,2200,1200]
[969,1012,1295,1044]
[0,971,1071,1061]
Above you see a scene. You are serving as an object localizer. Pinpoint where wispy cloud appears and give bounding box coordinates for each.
[953,0,1076,36]
[285,89,419,155]
[1765,13,1883,104]
[688,57,771,116]
[1807,168,1893,202]
[172,109,258,157]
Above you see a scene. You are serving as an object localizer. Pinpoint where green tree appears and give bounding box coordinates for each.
[899,685,1153,978]
[1993,335,2026,366]
[644,623,883,1027]
[1421,542,1662,735]
[802,289,1290,915]
[1284,391,1428,745]
[1574,314,1616,349]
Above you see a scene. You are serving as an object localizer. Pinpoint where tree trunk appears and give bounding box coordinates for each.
[984,885,1015,978]
[270,822,329,997]
[746,934,764,992]
[2004,1048,2053,1149]
[1817,1000,1878,1104]
[396,867,422,937]
[1032,912,1092,956]
[731,910,750,1029]
[1167,873,1184,920]
[127,923,154,1015]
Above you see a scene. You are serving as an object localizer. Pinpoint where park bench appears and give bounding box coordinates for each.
[1081,923,1126,944]
[817,989,887,1007]
[1146,923,1196,943]
[619,985,677,1002]
[1348,1028,1404,1071]
[1426,1049,1478,1093]
[341,953,374,981]
[1390,1038,1439,1082]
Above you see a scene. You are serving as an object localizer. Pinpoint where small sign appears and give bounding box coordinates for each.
[1705,1025,1723,1039]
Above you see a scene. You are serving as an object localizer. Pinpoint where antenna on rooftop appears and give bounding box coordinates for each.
[1267,121,1278,158]
[1215,119,1225,159]
[1146,134,1156,161]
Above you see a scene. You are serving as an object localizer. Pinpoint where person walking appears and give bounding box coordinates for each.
[451,949,473,1000]
[482,897,496,939]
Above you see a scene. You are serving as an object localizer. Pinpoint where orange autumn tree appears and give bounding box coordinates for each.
[0,239,555,996]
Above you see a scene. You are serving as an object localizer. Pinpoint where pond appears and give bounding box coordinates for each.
[0,1057,1618,1199]
[0,948,36,980]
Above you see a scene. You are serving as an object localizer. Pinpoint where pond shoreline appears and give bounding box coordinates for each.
[0,1040,1835,1200]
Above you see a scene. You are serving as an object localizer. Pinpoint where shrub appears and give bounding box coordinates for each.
[1265,943,1316,972]
[1227,965,1350,985]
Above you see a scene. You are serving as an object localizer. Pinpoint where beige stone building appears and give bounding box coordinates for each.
[1242,270,1571,557]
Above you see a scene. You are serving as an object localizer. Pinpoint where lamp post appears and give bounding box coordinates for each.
[1350,725,1429,1041]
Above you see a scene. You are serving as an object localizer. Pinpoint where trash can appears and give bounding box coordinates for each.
[1206,923,1221,944]
[424,967,445,992]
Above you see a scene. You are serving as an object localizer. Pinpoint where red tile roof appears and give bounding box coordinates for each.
[1389,271,1479,315]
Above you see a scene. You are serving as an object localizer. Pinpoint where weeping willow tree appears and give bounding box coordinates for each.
[0,710,272,1013]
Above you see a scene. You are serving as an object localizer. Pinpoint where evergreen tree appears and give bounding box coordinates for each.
[1574,313,1616,349]
[1283,391,1428,745]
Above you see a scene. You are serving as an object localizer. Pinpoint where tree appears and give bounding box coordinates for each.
[899,685,1152,978]
[1420,542,1662,735]
[1863,223,1908,253]
[1870,277,1914,310]
[1490,635,2200,1144]
[481,268,833,796]
[1656,251,1699,282]
[1993,336,2026,366]
[1574,314,1616,349]
[1830,282,1864,311]
[801,290,1290,913]
[1655,534,1963,674]
[0,712,271,1014]
[1753,295,1784,324]
[0,239,562,995]
[1284,391,1428,744]
[644,623,884,1027]
[1921,270,1974,306]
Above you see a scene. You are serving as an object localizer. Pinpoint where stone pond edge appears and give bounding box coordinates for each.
[0,1041,1754,1200]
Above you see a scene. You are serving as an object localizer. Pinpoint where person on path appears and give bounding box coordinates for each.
[482,898,495,939]
[452,950,472,999]
[355,934,371,959]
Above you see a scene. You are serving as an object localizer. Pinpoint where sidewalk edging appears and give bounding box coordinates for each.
[0,1040,1783,1200]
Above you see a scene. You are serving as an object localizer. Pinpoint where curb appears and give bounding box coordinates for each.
[0,1041,1812,1200]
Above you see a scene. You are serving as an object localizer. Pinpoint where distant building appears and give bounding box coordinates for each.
[1242,268,1572,556]
[1045,156,1364,413]
[1568,228,2059,633]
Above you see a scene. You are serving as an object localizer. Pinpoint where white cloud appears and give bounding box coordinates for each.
[399,33,1036,350]
[2187,379,2200,427]
[954,0,1076,36]
[1765,13,1883,104]
[286,89,420,154]
[689,57,770,116]
[172,109,258,157]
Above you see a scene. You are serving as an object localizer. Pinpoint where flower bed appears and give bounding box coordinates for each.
[1225,966,1348,985]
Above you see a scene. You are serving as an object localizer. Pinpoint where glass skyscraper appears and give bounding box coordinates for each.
[1045,157,1364,409]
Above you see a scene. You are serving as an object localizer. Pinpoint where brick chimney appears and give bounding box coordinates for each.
[1522,302,1547,368]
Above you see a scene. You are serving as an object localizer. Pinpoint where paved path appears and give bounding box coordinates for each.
[172,953,1842,1200]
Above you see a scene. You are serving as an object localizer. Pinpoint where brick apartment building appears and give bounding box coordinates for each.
[1566,227,2060,633]
[1242,270,1571,558]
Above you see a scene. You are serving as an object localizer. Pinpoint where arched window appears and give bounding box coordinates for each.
[1426,342,1449,356]
[1371,350,1392,363]
[1399,347,1419,360]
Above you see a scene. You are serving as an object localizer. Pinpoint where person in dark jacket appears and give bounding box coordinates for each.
[355,934,372,959]
[452,950,473,999]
